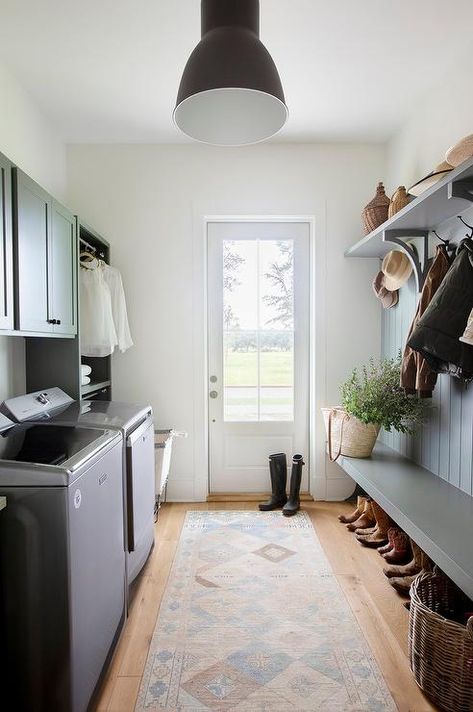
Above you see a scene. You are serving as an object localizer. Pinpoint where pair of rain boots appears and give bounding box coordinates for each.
[258,453,305,517]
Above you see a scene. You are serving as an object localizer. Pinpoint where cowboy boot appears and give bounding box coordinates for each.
[259,453,287,511]
[378,528,396,555]
[338,495,366,524]
[354,523,377,536]
[356,502,392,547]
[346,499,375,531]
[382,530,411,564]
[383,539,423,578]
[282,454,304,517]
[389,573,418,597]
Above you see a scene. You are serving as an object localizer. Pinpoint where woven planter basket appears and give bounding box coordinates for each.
[321,407,380,461]
[362,182,390,235]
[409,572,473,712]
[388,186,410,219]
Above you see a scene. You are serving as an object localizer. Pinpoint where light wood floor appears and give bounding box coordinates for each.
[94,501,439,712]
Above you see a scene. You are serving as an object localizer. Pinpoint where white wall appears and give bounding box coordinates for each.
[66,143,385,501]
[387,50,473,190]
[0,60,66,403]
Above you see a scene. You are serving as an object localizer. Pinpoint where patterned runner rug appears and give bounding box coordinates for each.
[136,511,396,711]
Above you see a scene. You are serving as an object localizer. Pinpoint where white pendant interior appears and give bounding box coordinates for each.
[173,87,288,146]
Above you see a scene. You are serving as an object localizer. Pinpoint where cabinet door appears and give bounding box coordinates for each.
[14,169,52,333]
[0,154,13,329]
[50,201,77,335]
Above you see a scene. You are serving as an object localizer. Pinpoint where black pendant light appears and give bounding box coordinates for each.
[174,0,288,146]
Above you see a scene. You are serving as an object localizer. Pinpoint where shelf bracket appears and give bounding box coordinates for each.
[383,229,429,292]
[448,178,473,203]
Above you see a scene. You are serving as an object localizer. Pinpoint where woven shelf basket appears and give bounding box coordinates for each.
[409,572,473,712]
[321,407,380,461]
[362,182,390,235]
[388,186,410,219]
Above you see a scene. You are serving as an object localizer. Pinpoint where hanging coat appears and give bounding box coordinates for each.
[407,239,473,380]
[401,245,450,397]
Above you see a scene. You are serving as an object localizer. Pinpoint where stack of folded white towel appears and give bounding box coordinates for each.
[81,364,92,386]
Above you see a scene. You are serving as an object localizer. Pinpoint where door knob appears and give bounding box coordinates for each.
[209,390,218,399]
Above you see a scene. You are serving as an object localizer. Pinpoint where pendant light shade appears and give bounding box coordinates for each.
[174,0,288,146]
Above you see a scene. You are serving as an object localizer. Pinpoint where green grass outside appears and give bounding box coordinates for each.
[224,351,293,386]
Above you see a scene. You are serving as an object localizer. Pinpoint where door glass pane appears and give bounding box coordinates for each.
[224,331,258,421]
[223,239,294,422]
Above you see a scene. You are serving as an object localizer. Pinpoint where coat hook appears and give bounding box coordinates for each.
[433,230,449,245]
[457,215,473,238]
[432,230,456,253]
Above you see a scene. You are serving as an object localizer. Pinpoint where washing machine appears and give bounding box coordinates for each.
[0,403,125,712]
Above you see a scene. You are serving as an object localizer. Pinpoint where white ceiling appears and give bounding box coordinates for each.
[0,0,472,144]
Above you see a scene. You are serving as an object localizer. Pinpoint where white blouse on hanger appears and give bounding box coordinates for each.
[80,256,133,357]
[102,264,134,353]
[80,258,118,357]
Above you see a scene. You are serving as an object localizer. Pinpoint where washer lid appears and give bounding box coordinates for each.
[0,424,113,467]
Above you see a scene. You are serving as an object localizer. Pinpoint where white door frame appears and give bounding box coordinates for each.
[192,214,323,501]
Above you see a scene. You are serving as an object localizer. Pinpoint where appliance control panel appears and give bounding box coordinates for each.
[4,388,74,422]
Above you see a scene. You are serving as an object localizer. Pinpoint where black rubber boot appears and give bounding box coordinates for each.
[258,453,287,511]
[282,455,305,517]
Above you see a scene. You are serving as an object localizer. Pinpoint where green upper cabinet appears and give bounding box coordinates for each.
[49,200,77,335]
[0,153,14,330]
[13,169,77,337]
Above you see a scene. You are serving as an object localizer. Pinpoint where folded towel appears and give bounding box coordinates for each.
[81,364,92,376]
[81,376,91,386]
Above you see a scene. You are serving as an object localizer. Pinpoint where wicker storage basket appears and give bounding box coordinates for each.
[388,186,410,218]
[409,572,473,712]
[321,407,380,461]
[362,182,390,235]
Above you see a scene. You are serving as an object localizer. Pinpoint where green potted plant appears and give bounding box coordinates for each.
[323,356,426,461]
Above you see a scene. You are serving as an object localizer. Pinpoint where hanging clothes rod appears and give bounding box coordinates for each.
[80,236,105,259]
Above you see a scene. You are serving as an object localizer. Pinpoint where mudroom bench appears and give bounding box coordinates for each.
[336,443,473,599]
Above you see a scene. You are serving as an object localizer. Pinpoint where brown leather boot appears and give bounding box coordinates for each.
[382,530,411,564]
[338,495,366,524]
[378,527,396,555]
[354,524,377,535]
[346,499,375,531]
[383,539,423,578]
[389,574,418,596]
[356,501,392,548]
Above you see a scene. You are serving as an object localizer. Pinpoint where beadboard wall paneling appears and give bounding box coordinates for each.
[380,271,473,496]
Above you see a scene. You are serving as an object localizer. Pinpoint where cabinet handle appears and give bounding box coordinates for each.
[47,319,56,324]
[56,319,61,325]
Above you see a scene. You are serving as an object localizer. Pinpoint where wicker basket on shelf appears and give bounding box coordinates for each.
[361,181,390,235]
[409,572,473,712]
[388,186,410,218]
[321,407,380,461]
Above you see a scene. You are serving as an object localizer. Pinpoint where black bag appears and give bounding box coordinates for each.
[407,239,473,380]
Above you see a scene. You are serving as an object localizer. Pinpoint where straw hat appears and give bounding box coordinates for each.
[446,134,473,167]
[408,161,453,197]
[372,271,399,309]
[381,250,413,291]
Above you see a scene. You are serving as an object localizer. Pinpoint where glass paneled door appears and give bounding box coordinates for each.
[208,221,310,493]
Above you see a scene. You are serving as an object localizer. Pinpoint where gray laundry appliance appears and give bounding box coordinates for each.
[4,388,156,588]
[0,402,126,712]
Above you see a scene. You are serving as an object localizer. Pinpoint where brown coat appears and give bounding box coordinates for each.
[400,245,451,397]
